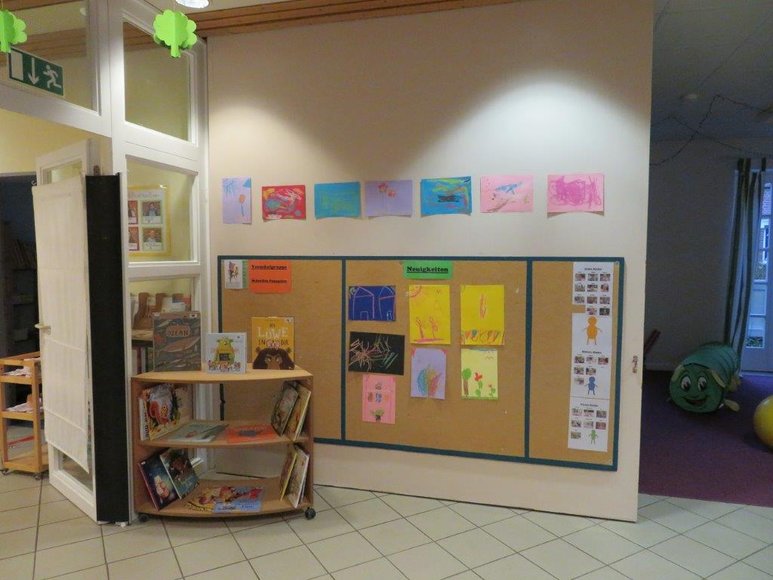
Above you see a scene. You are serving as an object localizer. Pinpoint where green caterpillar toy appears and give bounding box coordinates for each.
[669,343,740,413]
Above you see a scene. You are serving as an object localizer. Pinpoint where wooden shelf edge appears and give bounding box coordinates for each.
[0,375,34,385]
[139,420,309,449]
[0,411,41,421]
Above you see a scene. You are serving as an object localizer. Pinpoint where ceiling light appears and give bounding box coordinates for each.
[176,0,209,7]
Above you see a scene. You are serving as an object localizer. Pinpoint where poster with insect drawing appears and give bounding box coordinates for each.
[314,181,361,219]
[547,173,604,213]
[348,332,405,376]
[408,285,451,345]
[460,285,505,346]
[461,348,498,400]
[410,348,446,399]
[420,177,472,216]
[480,175,534,213]
[364,180,413,217]
[362,374,396,424]
[262,185,307,220]
[222,177,252,224]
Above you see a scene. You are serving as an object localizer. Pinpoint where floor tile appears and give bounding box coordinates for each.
[359,517,432,556]
[483,515,556,551]
[0,487,40,511]
[0,526,36,559]
[0,473,40,493]
[307,531,381,572]
[523,510,596,537]
[575,567,630,580]
[708,561,773,580]
[0,553,34,580]
[446,572,482,580]
[234,520,302,559]
[686,521,767,559]
[639,500,709,533]
[475,553,554,580]
[666,498,742,520]
[408,507,476,540]
[108,548,182,580]
[315,486,375,508]
[336,497,402,529]
[226,514,284,532]
[34,538,106,579]
[611,550,701,580]
[103,519,170,562]
[437,528,513,568]
[564,525,642,564]
[0,505,38,534]
[388,542,466,580]
[175,533,245,577]
[744,544,773,575]
[186,561,258,579]
[100,518,156,537]
[601,516,679,547]
[288,508,354,543]
[40,485,65,504]
[332,557,406,580]
[36,516,102,550]
[38,499,85,525]
[313,490,332,512]
[163,517,230,547]
[250,545,326,580]
[637,494,662,508]
[716,509,773,543]
[51,564,109,579]
[380,493,444,517]
[746,505,773,521]
[521,538,604,580]
[651,535,736,577]
[448,502,515,526]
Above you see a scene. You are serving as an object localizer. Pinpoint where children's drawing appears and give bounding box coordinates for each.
[314,181,361,219]
[262,185,306,220]
[460,348,498,400]
[362,374,396,424]
[410,348,446,399]
[547,173,604,213]
[348,286,396,321]
[223,259,246,290]
[460,285,505,346]
[480,175,534,213]
[348,332,405,376]
[420,177,472,216]
[408,285,451,345]
[364,180,413,217]
[222,177,252,224]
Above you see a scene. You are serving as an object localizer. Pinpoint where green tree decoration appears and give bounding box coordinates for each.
[0,9,27,54]
[153,9,197,58]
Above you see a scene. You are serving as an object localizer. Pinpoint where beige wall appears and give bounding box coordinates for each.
[207,0,653,520]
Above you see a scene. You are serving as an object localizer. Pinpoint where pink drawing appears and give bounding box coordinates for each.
[547,173,604,213]
[362,374,396,424]
[480,175,534,213]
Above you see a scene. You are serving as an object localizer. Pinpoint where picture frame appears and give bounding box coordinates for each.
[128,186,170,256]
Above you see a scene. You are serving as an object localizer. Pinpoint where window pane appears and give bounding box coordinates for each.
[754,252,768,281]
[127,159,193,262]
[0,2,94,109]
[746,316,765,348]
[123,22,191,140]
[750,286,767,316]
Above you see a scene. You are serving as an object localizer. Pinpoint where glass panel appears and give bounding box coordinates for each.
[0,2,94,110]
[127,159,194,262]
[754,251,768,281]
[746,316,765,348]
[750,286,767,316]
[763,182,772,217]
[123,22,191,140]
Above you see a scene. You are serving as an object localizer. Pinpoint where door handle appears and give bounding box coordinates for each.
[34,323,51,333]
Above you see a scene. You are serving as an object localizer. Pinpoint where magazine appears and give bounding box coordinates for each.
[251,316,295,369]
[159,448,199,499]
[138,383,192,441]
[284,384,311,440]
[285,445,310,509]
[271,382,299,436]
[205,332,247,374]
[186,485,264,513]
[164,421,227,443]
[138,452,178,509]
[224,423,275,444]
[153,311,202,372]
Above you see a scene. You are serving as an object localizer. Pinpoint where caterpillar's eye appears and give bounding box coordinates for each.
[680,376,691,391]
[697,376,708,392]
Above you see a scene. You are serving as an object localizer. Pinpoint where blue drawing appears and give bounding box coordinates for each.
[348,286,396,321]
[420,177,472,216]
[587,376,597,396]
[314,181,361,219]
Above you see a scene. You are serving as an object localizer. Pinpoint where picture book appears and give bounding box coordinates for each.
[285,445,310,509]
[152,311,202,372]
[224,423,276,444]
[138,452,178,509]
[164,421,227,443]
[271,382,300,436]
[138,383,192,441]
[186,485,264,513]
[284,384,311,440]
[159,448,199,499]
[205,332,247,374]
[278,448,297,500]
[251,316,295,370]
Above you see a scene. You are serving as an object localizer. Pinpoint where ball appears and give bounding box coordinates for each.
[753,395,773,448]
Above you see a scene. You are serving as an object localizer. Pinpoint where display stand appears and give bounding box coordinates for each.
[0,352,47,478]
[130,367,314,519]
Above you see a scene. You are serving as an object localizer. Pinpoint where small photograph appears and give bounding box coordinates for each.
[600,283,610,293]
[575,273,586,282]
[142,200,162,224]
[573,366,585,375]
[600,296,611,305]
[128,227,139,251]
[571,419,582,428]
[572,407,582,416]
[586,306,598,316]
[587,273,599,282]
[586,295,598,304]
[570,430,582,440]
[574,355,585,364]
[585,355,596,365]
[598,356,609,366]
[585,367,597,376]
[596,410,608,419]
[586,283,598,292]
[596,421,607,430]
[574,283,585,292]
[574,294,586,304]
[583,409,595,418]
[583,420,595,429]
[128,200,138,225]
[142,227,163,252]
[574,376,585,386]
[599,307,611,316]
[600,273,611,282]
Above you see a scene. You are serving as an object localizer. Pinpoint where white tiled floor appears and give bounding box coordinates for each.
[0,473,771,579]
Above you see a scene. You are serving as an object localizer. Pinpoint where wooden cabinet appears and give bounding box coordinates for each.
[131,367,314,519]
[0,352,47,478]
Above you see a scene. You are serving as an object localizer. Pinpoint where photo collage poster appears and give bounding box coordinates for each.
[128,187,167,254]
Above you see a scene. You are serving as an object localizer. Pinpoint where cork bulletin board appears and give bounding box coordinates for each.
[218,256,624,470]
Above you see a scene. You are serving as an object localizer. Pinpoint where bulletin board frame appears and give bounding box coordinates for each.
[218,255,624,472]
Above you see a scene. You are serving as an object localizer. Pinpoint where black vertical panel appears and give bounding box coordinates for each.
[85,175,130,522]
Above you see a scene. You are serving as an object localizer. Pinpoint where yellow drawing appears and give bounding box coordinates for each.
[584,316,600,345]
[408,285,451,345]
[460,285,505,345]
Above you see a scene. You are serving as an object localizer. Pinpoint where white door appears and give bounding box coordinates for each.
[34,141,98,521]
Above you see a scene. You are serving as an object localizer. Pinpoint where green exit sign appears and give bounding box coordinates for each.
[8,47,64,97]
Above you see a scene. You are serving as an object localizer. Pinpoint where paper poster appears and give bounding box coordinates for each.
[480,175,534,213]
[129,188,168,255]
[248,260,292,293]
[460,285,505,345]
[362,374,396,424]
[223,259,247,290]
[348,332,405,375]
[348,286,396,321]
[403,261,453,280]
[547,173,604,213]
[420,177,472,216]
[222,177,252,224]
[570,313,613,399]
[410,348,446,399]
[572,262,614,317]
[314,181,361,219]
[460,348,498,400]
[262,185,306,220]
[569,399,609,450]
[408,285,451,344]
[364,180,413,217]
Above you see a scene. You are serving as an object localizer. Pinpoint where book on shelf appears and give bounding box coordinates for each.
[277,447,297,500]
[224,423,275,444]
[251,316,295,369]
[159,448,199,499]
[152,311,202,372]
[186,485,264,513]
[138,452,179,510]
[271,382,300,436]
[285,445,310,509]
[284,384,311,441]
[164,421,227,443]
[205,332,247,374]
[138,383,192,441]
